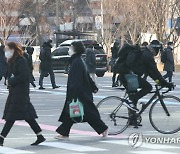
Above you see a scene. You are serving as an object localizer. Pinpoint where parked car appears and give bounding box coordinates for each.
[51,39,108,77]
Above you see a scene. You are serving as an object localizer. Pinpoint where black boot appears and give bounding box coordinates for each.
[31,135,46,146]
[0,136,4,146]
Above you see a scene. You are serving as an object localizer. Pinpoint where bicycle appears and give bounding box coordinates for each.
[97,84,180,135]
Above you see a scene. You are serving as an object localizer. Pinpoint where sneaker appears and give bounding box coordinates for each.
[53,86,60,89]
[54,135,69,140]
[102,128,108,138]
[39,87,45,90]
[124,100,139,112]
[0,136,4,146]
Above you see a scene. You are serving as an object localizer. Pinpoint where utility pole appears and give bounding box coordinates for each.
[101,0,104,39]
[56,0,59,26]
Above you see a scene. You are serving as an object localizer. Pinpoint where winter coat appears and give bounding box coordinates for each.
[136,47,167,84]
[85,48,96,73]
[0,45,7,77]
[39,42,53,71]
[3,56,38,120]
[58,54,99,123]
[163,46,175,71]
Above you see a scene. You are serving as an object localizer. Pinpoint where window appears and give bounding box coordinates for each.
[52,47,69,56]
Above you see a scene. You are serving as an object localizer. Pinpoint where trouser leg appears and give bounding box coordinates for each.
[39,72,44,87]
[49,68,56,87]
[163,72,168,79]
[167,71,173,82]
[25,120,42,135]
[1,120,15,138]
[129,77,152,103]
[112,73,117,84]
[56,120,73,137]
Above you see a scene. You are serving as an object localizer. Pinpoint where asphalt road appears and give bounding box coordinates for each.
[0,72,180,154]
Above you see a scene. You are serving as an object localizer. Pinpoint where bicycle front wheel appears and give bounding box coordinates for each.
[97,96,129,135]
[149,95,180,134]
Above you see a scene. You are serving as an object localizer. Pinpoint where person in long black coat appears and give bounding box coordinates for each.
[39,40,60,89]
[0,42,45,146]
[55,41,108,139]
[163,42,175,82]
[0,43,7,84]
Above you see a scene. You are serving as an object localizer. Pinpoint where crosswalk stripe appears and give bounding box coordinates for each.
[101,140,180,150]
[130,150,178,154]
[40,142,108,152]
[0,147,34,154]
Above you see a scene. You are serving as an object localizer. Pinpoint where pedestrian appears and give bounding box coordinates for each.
[85,44,96,83]
[27,46,36,87]
[22,46,36,88]
[110,42,120,87]
[0,42,46,146]
[0,40,7,85]
[55,41,108,139]
[39,39,60,89]
[163,42,175,82]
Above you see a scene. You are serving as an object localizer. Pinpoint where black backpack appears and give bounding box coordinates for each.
[113,44,142,74]
[161,49,167,63]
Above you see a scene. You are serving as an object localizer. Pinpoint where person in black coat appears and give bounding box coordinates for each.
[39,40,60,89]
[0,41,7,84]
[0,42,46,146]
[55,41,108,139]
[22,46,36,87]
[163,42,175,82]
[85,44,96,83]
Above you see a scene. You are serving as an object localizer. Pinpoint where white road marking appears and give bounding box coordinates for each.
[40,142,108,152]
[0,147,34,154]
[101,140,180,149]
[130,151,178,154]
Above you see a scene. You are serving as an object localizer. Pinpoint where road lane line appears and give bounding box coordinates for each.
[40,142,108,152]
[101,140,180,149]
[0,147,34,154]
[130,151,178,154]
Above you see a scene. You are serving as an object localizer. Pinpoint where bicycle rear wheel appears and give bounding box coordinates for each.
[97,96,129,135]
[149,95,180,134]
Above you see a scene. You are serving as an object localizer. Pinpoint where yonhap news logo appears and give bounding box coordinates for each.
[128,132,180,148]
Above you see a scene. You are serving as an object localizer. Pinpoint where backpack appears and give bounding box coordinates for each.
[161,49,167,63]
[113,44,142,74]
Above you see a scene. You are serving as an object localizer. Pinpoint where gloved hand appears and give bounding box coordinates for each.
[162,82,174,90]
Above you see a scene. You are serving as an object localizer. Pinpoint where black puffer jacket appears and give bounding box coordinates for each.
[3,56,38,120]
[40,42,52,71]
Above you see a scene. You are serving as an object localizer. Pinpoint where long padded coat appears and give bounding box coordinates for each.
[3,56,38,120]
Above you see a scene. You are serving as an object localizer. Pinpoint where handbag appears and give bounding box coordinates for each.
[69,99,84,123]
[125,73,139,92]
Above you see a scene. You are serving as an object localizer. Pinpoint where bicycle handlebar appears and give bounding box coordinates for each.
[154,84,176,94]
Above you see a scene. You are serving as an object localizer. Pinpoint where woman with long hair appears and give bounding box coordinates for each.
[0,42,46,146]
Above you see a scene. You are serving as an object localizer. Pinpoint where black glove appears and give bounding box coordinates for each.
[163,82,174,90]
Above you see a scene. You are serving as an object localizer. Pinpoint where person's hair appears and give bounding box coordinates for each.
[7,42,24,63]
[141,42,148,46]
[167,41,173,46]
[71,41,85,55]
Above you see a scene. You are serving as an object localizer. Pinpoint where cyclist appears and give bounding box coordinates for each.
[120,40,174,127]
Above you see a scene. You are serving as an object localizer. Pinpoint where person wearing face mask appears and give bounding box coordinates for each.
[119,40,174,127]
[0,42,46,146]
[55,41,108,140]
[163,42,175,82]
[39,39,60,89]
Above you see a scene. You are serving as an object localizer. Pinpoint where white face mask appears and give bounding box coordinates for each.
[5,50,14,59]
[68,46,75,56]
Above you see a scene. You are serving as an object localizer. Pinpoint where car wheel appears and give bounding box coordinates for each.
[96,72,105,77]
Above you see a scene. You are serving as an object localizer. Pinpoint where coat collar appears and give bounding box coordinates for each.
[69,53,81,64]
